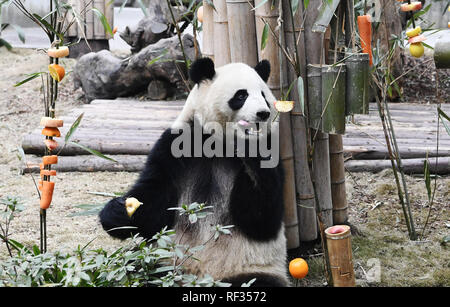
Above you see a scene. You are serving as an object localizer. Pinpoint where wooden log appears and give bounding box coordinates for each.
[226,0,258,66]
[23,155,148,173]
[202,0,215,60]
[329,134,348,224]
[254,0,299,249]
[345,157,450,174]
[213,0,231,67]
[344,145,450,160]
[324,225,356,287]
[22,136,158,156]
[282,0,317,242]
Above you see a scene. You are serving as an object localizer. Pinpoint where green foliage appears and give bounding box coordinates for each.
[0,202,237,287]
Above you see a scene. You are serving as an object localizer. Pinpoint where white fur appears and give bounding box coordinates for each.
[172,62,279,131]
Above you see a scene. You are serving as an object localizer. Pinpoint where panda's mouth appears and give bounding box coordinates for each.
[238,120,262,135]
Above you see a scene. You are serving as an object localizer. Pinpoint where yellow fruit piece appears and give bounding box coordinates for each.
[47,46,69,58]
[48,64,65,82]
[409,42,424,58]
[274,100,294,113]
[406,26,421,38]
[125,197,142,217]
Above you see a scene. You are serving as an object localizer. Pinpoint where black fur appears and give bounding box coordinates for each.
[227,89,248,110]
[99,129,181,239]
[189,57,216,84]
[254,60,271,83]
[100,126,284,242]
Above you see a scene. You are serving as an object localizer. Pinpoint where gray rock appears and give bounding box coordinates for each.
[73,34,198,102]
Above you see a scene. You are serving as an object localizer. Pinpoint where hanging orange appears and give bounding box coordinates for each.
[289,258,309,279]
[48,64,65,82]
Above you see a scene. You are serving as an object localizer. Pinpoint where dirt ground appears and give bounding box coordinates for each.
[0,48,448,287]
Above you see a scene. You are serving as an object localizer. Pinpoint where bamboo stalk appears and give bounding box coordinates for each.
[281,0,318,242]
[304,0,333,230]
[202,0,215,60]
[329,134,348,224]
[226,0,257,66]
[254,0,299,249]
[213,0,231,67]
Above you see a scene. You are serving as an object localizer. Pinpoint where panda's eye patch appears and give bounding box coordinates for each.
[228,89,248,110]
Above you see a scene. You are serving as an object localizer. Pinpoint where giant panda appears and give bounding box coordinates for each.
[99,57,289,287]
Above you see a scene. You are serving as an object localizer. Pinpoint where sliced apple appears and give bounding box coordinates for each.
[125,197,143,217]
[400,1,422,12]
[47,46,69,58]
[408,34,426,44]
[44,139,59,151]
[40,117,64,128]
[274,100,294,113]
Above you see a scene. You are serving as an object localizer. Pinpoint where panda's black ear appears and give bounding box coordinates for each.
[189,57,216,84]
[254,60,270,83]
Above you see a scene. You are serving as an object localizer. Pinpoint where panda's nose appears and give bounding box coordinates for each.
[256,111,270,121]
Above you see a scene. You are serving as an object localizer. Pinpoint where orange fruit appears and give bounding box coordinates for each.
[48,64,65,82]
[289,258,308,279]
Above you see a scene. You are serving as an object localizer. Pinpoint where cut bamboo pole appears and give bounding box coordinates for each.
[345,53,370,115]
[329,135,348,224]
[226,0,258,66]
[282,0,317,242]
[255,0,299,249]
[324,225,356,287]
[202,0,215,61]
[213,0,231,67]
[321,64,346,135]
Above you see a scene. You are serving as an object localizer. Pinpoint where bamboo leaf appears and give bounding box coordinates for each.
[261,23,269,51]
[252,0,269,11]
[438,107,450,136]
[69,141,118,163]
[14,72,45,87]
[297,76,305,115]
[32,13,58,35]
[11,24,25,43]
[423,158,431,200]
[91,8,113,37]
[65,113,84,143]
[291,0,299,15]
[304,0,309,10]
[135,0,149,17]
[0,38,12,51]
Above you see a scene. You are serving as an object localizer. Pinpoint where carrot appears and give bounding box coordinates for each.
[357,14,373,66]
[41,127,61,137]
[40,181,55,209]
[40,163,44,170]
[42,155,58,165]
[40,169,57,179]
[38,180,43,191]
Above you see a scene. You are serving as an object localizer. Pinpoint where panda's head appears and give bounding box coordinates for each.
[173,58,278,138]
